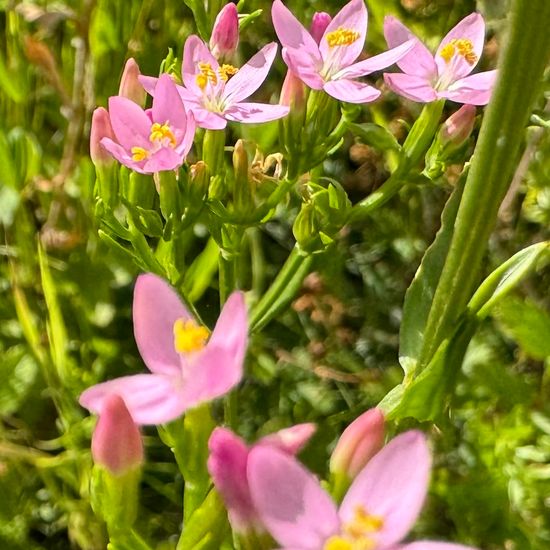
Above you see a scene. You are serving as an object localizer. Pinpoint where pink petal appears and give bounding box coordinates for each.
[152,74,188,134]
[435,13,485,81]
[191,108,227,129]
[182,35,219,96]
[175,111,196,157]
[178,291,247,408]
[224,102,290,124]
[223,43,278,105]
[319,0,368,71]
[143,147,184,173]
[258,423,317,455]
[399,543,479,550]
[383,16,437,79]
[272,0,322,62]
[108,96,151,150]
[438,70,497,106]
[323,79,380,104]
[139,74,157,96]
[100,137,144,173]
[133,273,192,376]
[79,373,187,425]
[384,72,437,102]
[339,431,431,548]
[336,40,416,79]
[248,446,340,549]
[282,48,324,89]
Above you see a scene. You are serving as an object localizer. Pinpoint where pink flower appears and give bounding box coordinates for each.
[101,74,195,174]
[208,424,316,534]
[383,14,497,105]
[271,0,414,103]
[90,107,116,167]
[140,38,289,130]
[210,3,239,60]
[118,58,147,106]
[91,394,144,475]
[248,431,478,550]
[80,274,248,425]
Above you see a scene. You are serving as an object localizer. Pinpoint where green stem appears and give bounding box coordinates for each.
[203,129,226,178]
[419,0,550,365]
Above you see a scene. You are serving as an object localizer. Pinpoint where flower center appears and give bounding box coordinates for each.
[149,122,176,147]
[196,62,219,89]
[131,146,149,162]
[325,27,360,48]
[323,506,384,550]
[173,318,209,354]
[439,38,477,65]
[218,63,238,82]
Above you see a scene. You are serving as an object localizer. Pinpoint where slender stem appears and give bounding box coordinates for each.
[419,0,550,365]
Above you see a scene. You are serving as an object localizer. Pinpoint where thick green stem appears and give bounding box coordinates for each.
[420,0,550,365]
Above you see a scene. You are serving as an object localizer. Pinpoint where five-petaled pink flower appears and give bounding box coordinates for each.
[80,274,248,425]
[383,14,497,105]
[271,0,414,104]
[140,38,289,130]
[248,430,478,550]
[101,74,195,174]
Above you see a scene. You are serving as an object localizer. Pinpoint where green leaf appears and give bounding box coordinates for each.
[183,237,219,302]
[0,185,20,226]
[0,347,38,416]
[182,0,210,39]
[348,122,401,152]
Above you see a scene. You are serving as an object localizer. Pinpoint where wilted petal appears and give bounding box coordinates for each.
[223,43,278,105]
[258,423,317,455]
[248,446,340,549]
[339,431,431,548]
[336,40,416,79]
[438,69,496,105]
[282,48,324,89]
[225,102,289,124]
[319,0,368,71]
[108,96,151,150]
[383,16,437,79]
[133,273,192,376]
[435,13,485,81]
[182,35,219,95]
[323,79,380,103]
[384,72,438,102]
[79,373,187,425]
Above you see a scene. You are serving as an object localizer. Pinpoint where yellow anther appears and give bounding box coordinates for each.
[324,536,375,550]
[439,42,456,64]
[149,122,176,147]
[325,27,360,48]
[131,146,149,161]
[323,506,383,550]
[197,61,218,89]
[173,318,209,354]
[440,38,477,65]
[196,72,208,90]
[218,64,239,82]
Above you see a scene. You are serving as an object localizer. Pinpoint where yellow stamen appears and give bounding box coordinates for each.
[440,38,477,65]
[196,61,218,89]
[323,506,383,550]
[131,146,149,161]
[218,64,239,82]
[173,318,209,354]
[149,122,176,147]
[326,27,360,48]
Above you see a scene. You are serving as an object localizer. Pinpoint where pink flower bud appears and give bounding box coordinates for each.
[330,408,385,480]
[118,58,147,106]
[90,107,116,167]
[440,104,476,148]
[310,12,332,44]
[91,394,144,475]
[279,70,305,109]
[209,3,239,60]
[258,423,316,455]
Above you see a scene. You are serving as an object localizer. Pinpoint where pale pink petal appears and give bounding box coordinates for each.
[383,16,437,79]
[435,13,485,81]
[438,70,496,105]
[224,103,289,124]
[182,35,219,96]
[108,96,151,149]
[79,373,187,425]
[175,112,196,157]
[152,74,188,133]
[282,48,324,89]
[399,543,479,550]
[143,147,184,173]
[336,40,416,79]
[258,423,317,455]
[139,75,198,105]
[248,446,340,549]
[384,72,437,102]
[139,74,158,96]
[100,138,144,173]
[188,105,227,129]
[223,43,278,105]
[133,273,192,376]
[323,79,380,104]
[319,0,368,71]
[272,0,322,62]
[339,431,431,548]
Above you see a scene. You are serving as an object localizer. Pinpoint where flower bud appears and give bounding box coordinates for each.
[118,58,147,106]
[279,70,306,109]
[233,139,254,214]
[91,394,143,475]
[310,12,332,44]
[330,408,384,481]
[189,160,210,199]
[90,107,115,167]
[440,104,476,149]
[210,3,239,60]
[258,423,316,455]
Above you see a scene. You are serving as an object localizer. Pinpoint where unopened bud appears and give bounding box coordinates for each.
[279,70,306,109]
[118,58,147,106]
[330,408,384,481]
[310,12,332,44]
[258,423,316,455]
[440,104,476,148]
[90,107,116,167]
[210,3,239,60]
[189,160,210,203]
[233,139,254,213]
[91,394,143,475]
